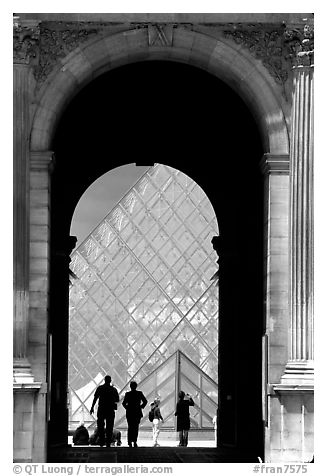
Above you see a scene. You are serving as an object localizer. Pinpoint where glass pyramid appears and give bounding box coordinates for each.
[68,163,219,430]
[114,350,218,430]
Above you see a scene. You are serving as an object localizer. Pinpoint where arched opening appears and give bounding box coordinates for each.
[68,163,219,446]
[49,59,264,457]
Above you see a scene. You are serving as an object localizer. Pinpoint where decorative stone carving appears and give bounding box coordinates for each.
[223,26,289,84]
[148,24,175,46]
[34,21,178,83]
[13,16,40,64]
[35,24,100,82]
[22,19,313,87]
[283,23,314,67]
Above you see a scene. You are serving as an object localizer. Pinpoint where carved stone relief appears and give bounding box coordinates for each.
[13,18,313,88]
[223,25,290,85]
[283,24,314,67]
[34,24,101,82]
[148,24,175,46]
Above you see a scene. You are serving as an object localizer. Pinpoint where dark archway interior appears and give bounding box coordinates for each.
[50,61,264,457]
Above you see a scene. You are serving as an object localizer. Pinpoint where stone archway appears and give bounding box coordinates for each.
[25,25,293,461]
[46,56,267,452]
[30,26,289,154]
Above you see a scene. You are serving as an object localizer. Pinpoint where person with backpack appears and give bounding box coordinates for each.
[175,391,194,447]
[90,375,119,447]
[122,381,147,447]
[149,397,164,447]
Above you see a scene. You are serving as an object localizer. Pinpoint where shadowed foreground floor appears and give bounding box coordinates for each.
[49,445,259,463]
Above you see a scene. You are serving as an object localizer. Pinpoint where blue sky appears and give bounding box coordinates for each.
[70,164,150,245]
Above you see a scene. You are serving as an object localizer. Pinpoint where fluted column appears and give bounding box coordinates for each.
[291,66,314,360]
[281,26,314,386]
[13,16,41,387]
[13,17,43,463]
[13,28,39,382]
[13,63,31,376]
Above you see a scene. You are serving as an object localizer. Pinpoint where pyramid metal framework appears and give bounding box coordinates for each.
[68,163,219,429]
[113,350,218,430]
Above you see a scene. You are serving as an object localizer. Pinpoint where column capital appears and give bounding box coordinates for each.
[30,151,55,171]
[13,16,40,65]
[283,23,314,68]
[259,154,290,176]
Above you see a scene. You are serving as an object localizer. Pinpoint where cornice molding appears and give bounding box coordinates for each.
[13,358,41,390]
[272,383,314,395]
[30,151,55,171]
[259,154,290,175]
[13,382,42,392]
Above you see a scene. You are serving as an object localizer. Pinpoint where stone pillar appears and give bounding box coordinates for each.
[268,25,314,464]
[14,150,53,463]
[29,151,54,461]
[280,26,314,387]
[13,17,43,463]
[260,154,290,462]
[211,236,237,447]
[13,16,40,384]
[260,153,290,380]
[13,62,33,381]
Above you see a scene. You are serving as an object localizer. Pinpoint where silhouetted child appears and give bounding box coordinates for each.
[150,398,164,447]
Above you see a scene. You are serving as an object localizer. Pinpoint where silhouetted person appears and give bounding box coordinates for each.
[90,375,119,447]
[175,390,194,447]
[122,381,147,447]
[212,414,218,446]
[72,421,89,445]
[150,397,164,447]
[210,235,221,283]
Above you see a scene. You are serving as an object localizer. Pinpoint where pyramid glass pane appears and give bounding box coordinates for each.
[69,163,219,430]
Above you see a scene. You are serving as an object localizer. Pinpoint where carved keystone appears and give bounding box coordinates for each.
[148,24,174,47]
